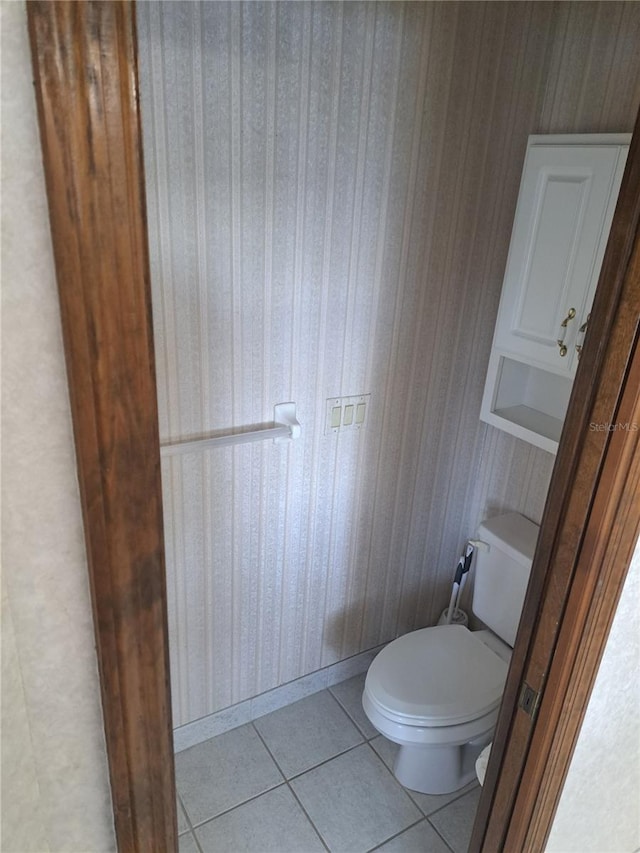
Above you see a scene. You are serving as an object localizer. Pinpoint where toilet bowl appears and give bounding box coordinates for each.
[363,624,510,793]
[362,512,539,795]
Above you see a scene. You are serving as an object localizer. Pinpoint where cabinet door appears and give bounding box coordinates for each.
[494,144,624,376]
[567,150,627,373]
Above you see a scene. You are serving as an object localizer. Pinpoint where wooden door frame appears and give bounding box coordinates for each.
[27,3,177,850]
[27,3,640,850]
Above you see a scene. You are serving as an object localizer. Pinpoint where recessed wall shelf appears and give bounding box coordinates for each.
[483,353,572,453]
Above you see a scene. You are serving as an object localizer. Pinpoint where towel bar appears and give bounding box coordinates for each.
[160,402,301,456]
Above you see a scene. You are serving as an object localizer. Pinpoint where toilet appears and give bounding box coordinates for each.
[362,511,539,795]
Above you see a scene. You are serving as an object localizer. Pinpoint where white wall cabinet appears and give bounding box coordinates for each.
[481,134,629,454]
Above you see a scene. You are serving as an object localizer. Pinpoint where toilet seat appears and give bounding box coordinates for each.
[364,624,508,728]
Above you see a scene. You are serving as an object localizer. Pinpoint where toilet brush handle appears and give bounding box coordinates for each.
[453,544,474,613]
[446,583,459,624]
[454,573,468,612]
[447,556,465,624]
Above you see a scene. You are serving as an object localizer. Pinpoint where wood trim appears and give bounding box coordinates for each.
[470,107,640,851]
[26,3,177,850]
[521,350,640,850]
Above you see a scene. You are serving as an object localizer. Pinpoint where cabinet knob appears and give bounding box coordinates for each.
[557,307,576,357]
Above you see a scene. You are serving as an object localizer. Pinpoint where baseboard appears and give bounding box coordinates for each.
[173,644,384,753]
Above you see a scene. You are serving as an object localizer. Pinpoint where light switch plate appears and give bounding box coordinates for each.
[325,394,370,434]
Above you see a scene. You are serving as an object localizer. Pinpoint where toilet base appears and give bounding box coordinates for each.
[393,733,492,795]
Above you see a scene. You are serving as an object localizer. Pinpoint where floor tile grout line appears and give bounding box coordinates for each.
[419,783,481,819]
[180,786,205,853]
[426,815,458,853]
[190,829,205,853]
[327,682,376,741]
[178,722,285,831]
[368,736,481,818]
[178,688,478,851]
[186,779,287,832]
[187,778,330,853]
[251,719,291,779]
[252,716,367,783]
[365,816,426,852]
[324,681,365,720]
[322,684,374,740]
[181,733,475,831]
[285,738,364,780]
[184,770,468,853]
[177,791,203,850]
[183,791,456,853]
[253,721,423,853]
[361,740,425,811]
[425,785,481,853]
[252,722,330,852]
[285,779,332,853]
[179,717,365,834]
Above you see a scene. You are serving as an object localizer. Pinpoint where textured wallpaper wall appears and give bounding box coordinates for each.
[1,3,115,850]
[137,1,640,728]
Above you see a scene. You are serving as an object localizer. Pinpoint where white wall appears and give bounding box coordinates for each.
[137,1,640,729]
[1,4,115,850]
[547,538,640,853]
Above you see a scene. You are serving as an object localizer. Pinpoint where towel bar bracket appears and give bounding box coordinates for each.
[273,402,301,442]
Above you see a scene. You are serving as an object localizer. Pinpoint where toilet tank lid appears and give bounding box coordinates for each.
[477,512,539,566]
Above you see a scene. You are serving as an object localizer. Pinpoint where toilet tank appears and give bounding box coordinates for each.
[472,512,539,647]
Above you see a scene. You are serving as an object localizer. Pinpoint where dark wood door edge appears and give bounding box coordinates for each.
[519,340,640,851]
[470,107,640,851]
[27,3,177,850]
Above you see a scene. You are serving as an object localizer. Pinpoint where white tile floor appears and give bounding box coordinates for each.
[176,673,480,853]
